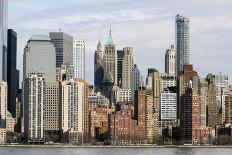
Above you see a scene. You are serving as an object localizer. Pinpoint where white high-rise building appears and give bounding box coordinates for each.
[23,35,56,82]
[73,40,85,80]
[0,81,7,128]
[23,73,45,143]
[122,47,134,90]
[165,45,176,76]
[61,78,89,143]
[161,73,176,90]
[160,90,177,129]
[0,0,8,81]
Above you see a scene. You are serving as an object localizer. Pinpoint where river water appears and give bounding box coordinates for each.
[0,147,232,155]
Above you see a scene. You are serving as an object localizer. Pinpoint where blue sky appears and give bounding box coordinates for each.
[8,0,232,84]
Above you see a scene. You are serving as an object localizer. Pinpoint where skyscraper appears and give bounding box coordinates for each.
[165,45,175,76]
[176,14,190,75]
[73,40,85,80]
[7,29,17,118]
[131,64,140,105]
[117,50,124,88]
[0,0,8,81]
[0,81,7,128]
[23,35,56,82]
[23,73,45,143]
[103,30,117,86]
[122,47,134,90]
[49,32,73,68]
[94,41,104,92]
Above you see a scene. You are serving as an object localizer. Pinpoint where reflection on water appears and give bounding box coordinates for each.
[0,147,232,155]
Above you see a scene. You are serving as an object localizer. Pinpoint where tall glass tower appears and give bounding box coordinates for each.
[176,14,189,75]
[0,0,8,81]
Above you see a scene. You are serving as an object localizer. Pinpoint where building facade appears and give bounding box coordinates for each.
[165,45,176,76]
[176,14,189,75]
[73,40,85,80]
[49,32,73,68]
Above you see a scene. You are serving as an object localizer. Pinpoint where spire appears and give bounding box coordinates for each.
[106,28,114,46]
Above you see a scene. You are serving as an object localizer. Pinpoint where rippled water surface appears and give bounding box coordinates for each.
[0,147,232,155]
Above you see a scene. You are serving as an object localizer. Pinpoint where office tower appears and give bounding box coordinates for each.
[23,35,56,82]
[181,88,200,144]
[73,40,85,80]
[103,30,117,86]
[56,64,74,81]
[49,32,73,67]
[225,94,232,124]
[198,77,208,127]
[114,88,131,103]
[134,88,146,140]
[122,47,134,90]
[110,102,137,143]
[7,29,17,117]
[131,64,140,105]
[178,65,198,119]
[23,74,45,143]
[117,50,124,88]
[207,74,221,127]
[101,71,115,105]
[0,81,7,128]
[160,90,177,129]
[94,41,104,92]
[44,82,61,142]
[61,78,89,143]
[0,0,8,81]
[147,68,163,110]
[165,45,176,76]
[161,74,176,90]
[176,14,190,75]
[88,91,109,110]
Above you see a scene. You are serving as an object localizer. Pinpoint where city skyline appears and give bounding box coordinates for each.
[8,0,232,84]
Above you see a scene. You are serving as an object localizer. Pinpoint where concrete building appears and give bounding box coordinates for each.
[176,14,190,75]
[0,81,7,128]
[207,74,222,127]
[165,45,176,76]
[56,64,74,81]
[7,29,18,117]
[147,69,163,110]
[88,91,109,110]
[94,41,104,92]
[134,88,146,140]
[73,40,85,80]
[117,50,124,88]
[161,74,176,90]
[6,111,16,133]
[0,0,8,81]
[160,90,177,129]
[23,73,45,143]
[61,78,89,143]
[122,47,134,90]
[145,94,155,143]
[103,30,117,86]
[131,64,140,106]
[23,35,56,82]
[44,82,61,142]
[225,94,232,124]
[199,77,208,127]
[114,88,131,104]
[49,32,73,68]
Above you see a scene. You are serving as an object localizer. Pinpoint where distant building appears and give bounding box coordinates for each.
[23,35,56,82]
[88,91,109,110]
[6,111,16,133]
[225,94,232,124]
[0,81,7,128]
[117,50,124,88]
[56,64,74,81]
[7,29,18,117]
[161,74,176,90]
[165,45,175,76]
[131,64,140,106]
[176,14,189,75]
[49,32,73,68]
[73,40,85,80]
[114,88,131,104]
[23,73,45,143]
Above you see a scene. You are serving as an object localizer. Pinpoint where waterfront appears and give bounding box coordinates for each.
[1,147,232,155]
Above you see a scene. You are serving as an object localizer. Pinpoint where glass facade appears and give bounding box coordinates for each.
[176,14,189,75]
[0,0,8,81]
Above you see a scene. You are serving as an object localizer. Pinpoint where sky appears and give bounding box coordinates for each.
[8,0,232,84]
